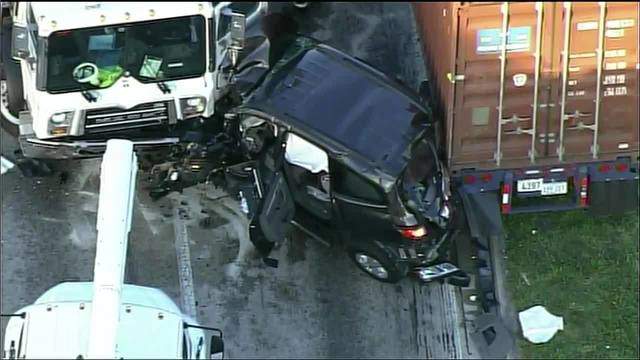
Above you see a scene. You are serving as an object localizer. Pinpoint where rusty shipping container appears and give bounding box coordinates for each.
[414,1,639,174]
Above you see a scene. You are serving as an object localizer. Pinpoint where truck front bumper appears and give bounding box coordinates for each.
[19,135,180,159]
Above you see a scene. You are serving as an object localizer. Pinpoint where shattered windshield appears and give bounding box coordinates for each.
[46,15,205,93]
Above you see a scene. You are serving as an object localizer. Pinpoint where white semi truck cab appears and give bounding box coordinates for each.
[1,283,224,359]
[1,2,269,159]
[1,139,225,359]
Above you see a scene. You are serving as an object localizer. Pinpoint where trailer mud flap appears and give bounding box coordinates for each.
[459,191,504,241]
[589,179,639,216]
[469,313,516,359]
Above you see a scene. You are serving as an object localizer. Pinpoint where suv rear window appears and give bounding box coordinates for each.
[331,161,385,204]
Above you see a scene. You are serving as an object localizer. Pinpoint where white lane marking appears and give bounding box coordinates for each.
[202,186,253,281]
[174,205,198,320]
[1,156,15,175]
[136,194,162,236]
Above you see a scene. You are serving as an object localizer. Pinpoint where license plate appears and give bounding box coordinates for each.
[517,178,567,195]
[517,178,543,192]
[416,262,460,282]
[541,181,567,195]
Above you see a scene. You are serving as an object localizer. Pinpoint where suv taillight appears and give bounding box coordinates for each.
[398,225,428,240]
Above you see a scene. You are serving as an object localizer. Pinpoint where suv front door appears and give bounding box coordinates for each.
[223,127,296,255]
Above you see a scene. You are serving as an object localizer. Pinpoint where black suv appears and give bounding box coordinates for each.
[218,37,468,284]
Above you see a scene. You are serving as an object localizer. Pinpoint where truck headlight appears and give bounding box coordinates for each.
[180,97,206,118]
[48,111,74,136]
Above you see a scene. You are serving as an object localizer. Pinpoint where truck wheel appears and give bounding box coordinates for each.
[1,77,23,137]
[1,18,24,136]
[347,242,407,283]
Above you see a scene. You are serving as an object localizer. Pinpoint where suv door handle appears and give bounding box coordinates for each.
[306,185,330,202]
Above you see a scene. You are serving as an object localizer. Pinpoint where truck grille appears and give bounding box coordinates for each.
[84,101,172,134]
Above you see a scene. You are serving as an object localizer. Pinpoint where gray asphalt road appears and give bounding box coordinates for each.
[1,3,478,358]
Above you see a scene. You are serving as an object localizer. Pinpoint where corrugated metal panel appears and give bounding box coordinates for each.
[414,2,639,172]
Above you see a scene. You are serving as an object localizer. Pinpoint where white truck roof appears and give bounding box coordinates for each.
[30,2,214,37]
[8,282,185,359]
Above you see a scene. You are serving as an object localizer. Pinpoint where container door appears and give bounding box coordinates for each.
[554,2,639,162]
[452,2,543,169]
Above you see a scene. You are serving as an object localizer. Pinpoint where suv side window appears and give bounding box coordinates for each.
[332,162,386,205]
[217,2,260,40]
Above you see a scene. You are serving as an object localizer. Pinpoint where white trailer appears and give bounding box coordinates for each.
[1,139,225,359]
[0,2,269,159]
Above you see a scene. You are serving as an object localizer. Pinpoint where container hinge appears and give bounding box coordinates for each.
[590,144,599,158]
[567,121,596,131]
[504,127,534,136]
[538,133,556,144]
[500,114,531,125]
[493,150,502,162]
[446,73,465,83]
[527,148,537,164]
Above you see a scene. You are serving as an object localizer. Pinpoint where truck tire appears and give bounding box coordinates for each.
[1,16,24,136]
[347,242,408,283]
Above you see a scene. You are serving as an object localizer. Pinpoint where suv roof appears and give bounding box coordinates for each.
[243,39,433,177]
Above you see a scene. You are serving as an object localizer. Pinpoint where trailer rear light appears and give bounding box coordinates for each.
[501,183,511,214]
[597,164,612,172]
[480,173,492,182]
[579,176,589,207]
[615,163,628,172]
[398,226,428,240]
[463,175,476,184]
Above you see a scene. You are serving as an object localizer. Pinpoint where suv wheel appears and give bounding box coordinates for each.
[347,243,407,283]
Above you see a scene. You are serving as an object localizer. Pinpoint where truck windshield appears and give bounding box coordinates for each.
[46,15,206,93]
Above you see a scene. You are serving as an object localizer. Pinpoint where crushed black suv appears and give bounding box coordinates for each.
[219,37,469,284]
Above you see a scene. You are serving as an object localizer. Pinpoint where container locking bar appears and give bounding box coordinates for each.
[494,2,510,166]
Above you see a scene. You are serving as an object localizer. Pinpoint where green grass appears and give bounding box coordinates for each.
[504,209,639,359]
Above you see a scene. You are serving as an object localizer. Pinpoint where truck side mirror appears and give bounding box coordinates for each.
[209,335,224,359]
[11,25,30,59]
[229,12,246,51]
[222,8,246,68]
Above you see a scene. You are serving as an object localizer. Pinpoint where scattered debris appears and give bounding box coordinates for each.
[1,155,15,175]
[59,172,69,184]
[12,150,53,178]
[519,305,564,344]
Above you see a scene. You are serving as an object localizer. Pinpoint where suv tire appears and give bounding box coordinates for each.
[347,242,407,283]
